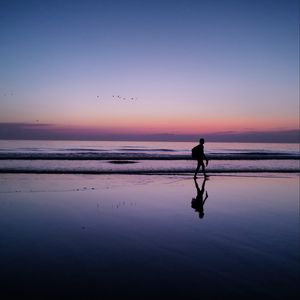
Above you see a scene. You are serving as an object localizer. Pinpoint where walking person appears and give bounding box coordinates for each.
[192,138,209,178]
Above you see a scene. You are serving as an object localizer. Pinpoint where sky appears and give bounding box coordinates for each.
[0,0,299,141]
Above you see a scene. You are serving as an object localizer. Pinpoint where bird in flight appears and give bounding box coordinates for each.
[96,94,139,101]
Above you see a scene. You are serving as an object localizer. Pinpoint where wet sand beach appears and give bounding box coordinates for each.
[0,173,299,299]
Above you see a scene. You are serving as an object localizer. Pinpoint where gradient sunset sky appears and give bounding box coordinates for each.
[0,0,299,141]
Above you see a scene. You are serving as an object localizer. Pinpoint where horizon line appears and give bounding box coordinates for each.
[0,122,299,143]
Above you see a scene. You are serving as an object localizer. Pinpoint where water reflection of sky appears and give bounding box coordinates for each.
[0,174,298,299]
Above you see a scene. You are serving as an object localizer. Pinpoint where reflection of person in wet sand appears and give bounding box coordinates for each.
[191,178,208,219]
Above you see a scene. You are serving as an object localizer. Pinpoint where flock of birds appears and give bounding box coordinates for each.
[2,91,138,101]
[96,95,138,101]
[3,92,15,97]
[2,90,138,126]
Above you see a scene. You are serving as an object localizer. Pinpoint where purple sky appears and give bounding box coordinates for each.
[0,0,299,142]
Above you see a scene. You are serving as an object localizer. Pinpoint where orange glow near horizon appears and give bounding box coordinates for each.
[50,114,298,136]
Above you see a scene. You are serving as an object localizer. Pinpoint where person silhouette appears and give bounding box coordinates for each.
[192,138,209,178]
[191,177,208,219]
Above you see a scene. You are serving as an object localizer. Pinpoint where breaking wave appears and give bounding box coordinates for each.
[0,141,299,174]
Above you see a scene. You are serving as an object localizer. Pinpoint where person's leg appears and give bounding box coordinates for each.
[194,160,200,178]
[201,161,206,176]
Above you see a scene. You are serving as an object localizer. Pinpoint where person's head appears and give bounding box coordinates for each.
[199,138,205,145]
[199,212,204,219]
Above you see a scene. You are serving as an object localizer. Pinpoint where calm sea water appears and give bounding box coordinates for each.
[0,140,299,174]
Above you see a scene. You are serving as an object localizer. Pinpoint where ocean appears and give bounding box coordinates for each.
[0,140,299,299]
[0,140,299,174]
